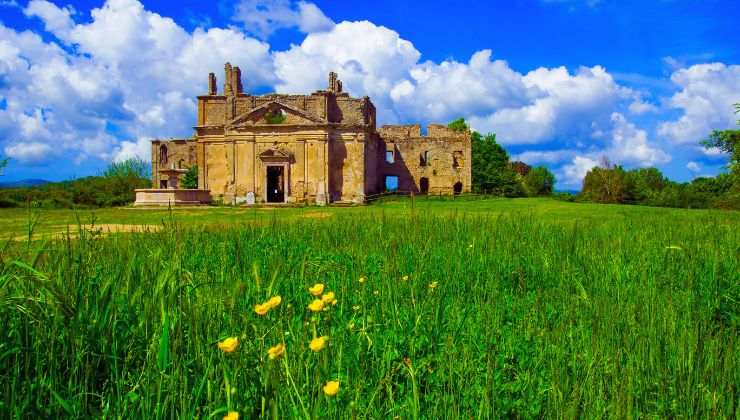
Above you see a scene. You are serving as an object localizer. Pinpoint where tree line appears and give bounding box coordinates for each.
[578,104,740,209]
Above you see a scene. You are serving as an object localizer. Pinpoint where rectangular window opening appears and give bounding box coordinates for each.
[385,175,399,192]
[385,150,395,164]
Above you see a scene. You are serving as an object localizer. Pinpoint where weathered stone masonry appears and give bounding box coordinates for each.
[150,63,471,204]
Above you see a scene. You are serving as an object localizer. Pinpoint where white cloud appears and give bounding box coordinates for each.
[687,161,700,172]
[561,156,600,187]
[24,0,75,40]
[274,20,421,122]
[3,0,275,164]
[607,112,670,167]
[658,63,740,144]
[4,141,54,163]
[233,0,334,38]
[628,99,658,114]
[512,149,576,165]
[469,65,633,144]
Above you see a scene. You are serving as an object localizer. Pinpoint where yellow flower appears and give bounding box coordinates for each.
[308,283,325,296]
[428,281,438,290]
[373,290,379,296]
[321,291,335,304]
[254,303,269,316]
[267,343,285,360]
[359,276,366,284]
[309,336,328,352]
[402,275,409,281]
[217,337,239,353]
[352,305,361,311]
[265,295,282,309]
[308,299,325,312]
[223,411,239,420]
[323,380,340,396]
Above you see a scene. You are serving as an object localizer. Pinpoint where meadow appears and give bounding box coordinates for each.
[0,197,738,418]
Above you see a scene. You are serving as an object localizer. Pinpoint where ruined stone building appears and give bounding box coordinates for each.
[148,63,471,204]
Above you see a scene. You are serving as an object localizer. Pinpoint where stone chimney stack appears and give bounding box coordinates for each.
[224,63,244,97]
[208,72,217,95]
[328,71,342,93]
[224,63,233,96]
[233,66,243,94]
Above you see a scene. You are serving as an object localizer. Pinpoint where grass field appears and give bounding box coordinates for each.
[1,197,738,418]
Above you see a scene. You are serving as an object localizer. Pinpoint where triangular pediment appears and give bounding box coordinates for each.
[258,147,293,162]
[229,101,325,128]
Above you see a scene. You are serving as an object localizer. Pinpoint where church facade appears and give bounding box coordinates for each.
[148,63,471,205]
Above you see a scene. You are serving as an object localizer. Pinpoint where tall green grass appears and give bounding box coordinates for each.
[0,209,738,418]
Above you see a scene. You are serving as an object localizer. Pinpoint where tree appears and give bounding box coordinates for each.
[581,158,629,203]
[0,156,7,176]
[182,165,198,189]
[523,166,555,196]
[702,129,740,187]
[447,117,469,134]
[103,157,151,180]
[471,131,522,195]
[447,118,523,195]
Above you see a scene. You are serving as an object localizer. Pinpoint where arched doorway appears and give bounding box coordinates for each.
[419,177,429,194]
[453,182,463,195]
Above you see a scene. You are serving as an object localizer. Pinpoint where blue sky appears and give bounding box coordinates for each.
[1,0,738,187]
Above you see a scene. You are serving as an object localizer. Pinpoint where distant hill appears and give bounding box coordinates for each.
[0,179,51,189]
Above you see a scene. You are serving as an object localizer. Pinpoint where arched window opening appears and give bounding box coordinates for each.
[420,150,430,167]
[453,182,463,195]
[159,145,168,165]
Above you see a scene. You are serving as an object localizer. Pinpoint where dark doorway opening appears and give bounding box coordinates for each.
[419,177,429,194]
[267,166,285,203]
[160,180,168,189]
[453,182,463,195]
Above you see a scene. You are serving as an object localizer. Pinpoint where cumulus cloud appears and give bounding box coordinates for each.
[233,0,334,38]
[4,141,55,164]
[4,0,275,165]
[607,112,670,167]
[658,63,740,144]
[470,65,633,144]
[23,0,75,40]
[687,161,700,172]
[561,156,600,187]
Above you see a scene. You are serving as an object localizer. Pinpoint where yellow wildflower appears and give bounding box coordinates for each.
[321,291,336,304]
[265,295,282,309]
[308,299,325,312]
[323,380,340,396]
[352,305,361,311]
[428,281,438,290]
[223,411,239,420]
[309,336,328,352]
[217,337,239,353]
[267,343,285,360]
[254,303,269,316]
[402,275,409,281]
[308,283,325,296]
[359,276,366,284]
[373,290,379,296]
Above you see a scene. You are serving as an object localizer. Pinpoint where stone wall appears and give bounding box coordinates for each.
[378,124,471,194]
[151,139,197,188]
